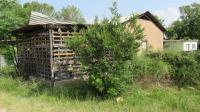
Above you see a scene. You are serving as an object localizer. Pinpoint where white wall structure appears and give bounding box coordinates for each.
[164,40,199,51]
[183,41,198,51]
[0,54,6,67]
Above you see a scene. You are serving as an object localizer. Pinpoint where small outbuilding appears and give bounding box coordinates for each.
[13,12,86,84]
[164,39,199,51]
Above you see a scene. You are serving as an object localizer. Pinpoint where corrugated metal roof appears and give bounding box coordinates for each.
[28,11,76,25]
[12,11,87,34]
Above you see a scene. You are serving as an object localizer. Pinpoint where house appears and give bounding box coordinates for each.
[121,11,166,53]
[164,39,199,51]
[13,11,86,84]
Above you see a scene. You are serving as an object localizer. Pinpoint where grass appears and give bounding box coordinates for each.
[0,67,200,112]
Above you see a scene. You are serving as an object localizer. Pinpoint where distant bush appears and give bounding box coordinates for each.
[127,56,171,80]
[147,51,200,87]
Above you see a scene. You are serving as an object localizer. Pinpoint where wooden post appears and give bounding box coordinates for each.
[49,26,54,86]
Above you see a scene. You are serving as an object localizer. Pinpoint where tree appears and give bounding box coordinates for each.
[154,15,165,27]
[0,0,28,40]
[23,1,56,18]
[0,0,27,73]
[166,21,186,39]
[58,5,86,23]
[167,3,200,40]
[65,1,143,97]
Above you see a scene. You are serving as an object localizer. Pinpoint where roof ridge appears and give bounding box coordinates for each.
[120,11,166,32]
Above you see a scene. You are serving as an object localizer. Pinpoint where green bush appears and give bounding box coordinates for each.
[128,56,170,80]
[147,51,200,87]
[194,51,200,63]
[65,2,143,97]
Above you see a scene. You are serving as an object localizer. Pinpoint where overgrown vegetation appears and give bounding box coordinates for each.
[0,66,94,100]
[146,51,200,87]
[128,56,170,79]
[66,1,143,97]
[0,0,200,112]
[1,66,200,112]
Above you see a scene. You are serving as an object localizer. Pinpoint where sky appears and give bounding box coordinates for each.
[19,0,200,27]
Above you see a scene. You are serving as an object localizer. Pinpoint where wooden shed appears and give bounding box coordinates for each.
[13,12,86,83]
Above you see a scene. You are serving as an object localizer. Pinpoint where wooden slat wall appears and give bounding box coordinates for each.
[52,28,81,81]
[17,30,52,80]
[17,25,83,82]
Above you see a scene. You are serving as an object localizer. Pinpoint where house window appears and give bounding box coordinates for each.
[186,44,190,51]
[141,41,147,51]
[192,44,196,50]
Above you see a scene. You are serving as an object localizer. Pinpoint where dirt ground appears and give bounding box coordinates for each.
[0,108,7,112]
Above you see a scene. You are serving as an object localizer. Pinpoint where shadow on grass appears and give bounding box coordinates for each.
[0,66,110,102]
[0,67,98,101]
[26,80,98,101]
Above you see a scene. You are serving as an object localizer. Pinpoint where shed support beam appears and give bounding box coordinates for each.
[49,27,54,86]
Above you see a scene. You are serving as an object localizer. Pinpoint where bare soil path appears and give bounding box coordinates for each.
[0,108,7,112]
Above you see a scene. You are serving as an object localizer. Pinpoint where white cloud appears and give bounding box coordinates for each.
[153,7,180,27]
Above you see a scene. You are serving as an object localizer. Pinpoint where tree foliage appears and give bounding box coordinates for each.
[154,15,165,27]
[23,1,56,18]
[57,5,86,23]
[65,1,143,97]
[23,2,85,23]
[167,3,200,40]
[0,0,28,39]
